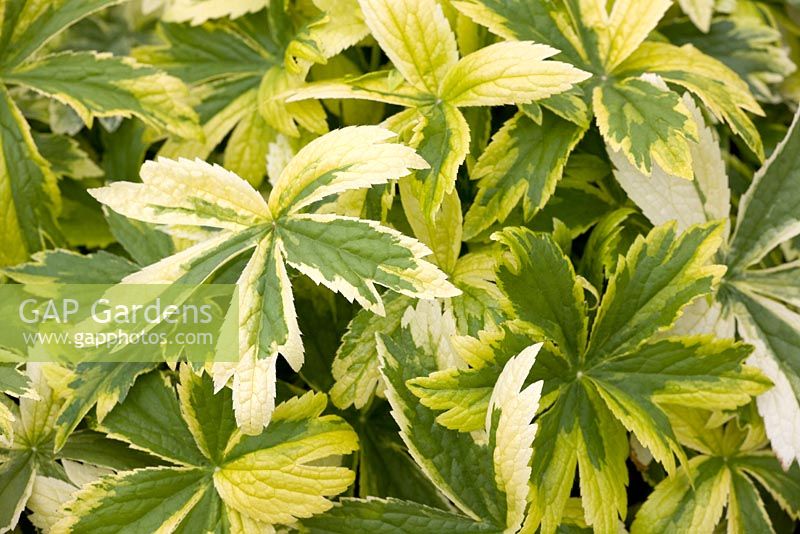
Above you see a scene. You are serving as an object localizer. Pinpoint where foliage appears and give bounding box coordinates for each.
[1,0,799,533]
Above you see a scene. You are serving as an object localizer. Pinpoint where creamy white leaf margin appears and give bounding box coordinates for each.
[400,299,462,370]
[91,158,270,230]
[486,343,543,533]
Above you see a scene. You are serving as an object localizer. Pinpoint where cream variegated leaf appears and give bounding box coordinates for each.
[408,103,471,220]
[632,408,800,533]
[440,41,590,107]
[91,157,271,230]
[610,94,730,234]
[54,370,359,532]
[604,0,672,71]
[26,476,76,532]
[594,75,699,180]
[329,293,412,409]
[0,86,62,266]
[304,0,369,59]
[137,0,367,189]
[450,0,764,190]
[7,52,199,139]
[617,41,764,160]
[358,0,458,93]
[286,70,428,107]
[148,0,266,25]
[282,213,459,313]
[358,302,544,532]
[486,343,543,533]
[90,127,457,432]
[287,0,587,219]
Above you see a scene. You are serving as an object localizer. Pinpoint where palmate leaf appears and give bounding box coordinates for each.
[288,0,589,218]
[453,0,764,184]
[0,364,155,532]
[616,41,764,160]
[301,301,543,533]
[0,0,199,266]
[90,126,458,433]
[54,367,359,533]
[411,224,769,533]
[621,103,800,468]
[632,407,800,533]
[136,1,368,187]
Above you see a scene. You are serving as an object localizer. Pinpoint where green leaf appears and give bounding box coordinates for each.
[104,209,176,267]
[98,372,207,466]
[55,466,212,534]
[6,51,200,138]
[0,86,61,266]
[54,363,155,451]
[593,76,698,180]
[376,304,543,530]
[663,16,796,103]
[586,222,725,364]
[0,453,35,532]
[347,403,446,506]
[32,133,102,179]
[494,226,587,361]
[464,111,586,240]
[727,109,800,271]
[378,322,467,500]
[299,497,499,533]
